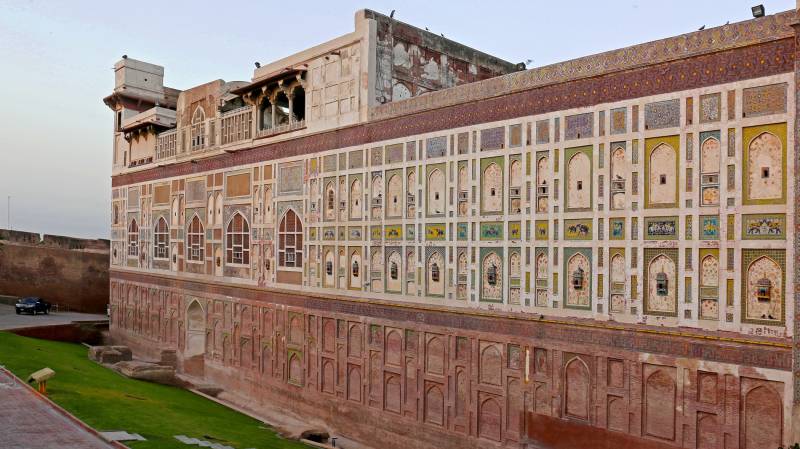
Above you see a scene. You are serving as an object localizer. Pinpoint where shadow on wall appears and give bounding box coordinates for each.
[0,229,109,314]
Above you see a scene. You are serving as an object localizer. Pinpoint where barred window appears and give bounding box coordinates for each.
[187,215,205,262]
[279,209,303,268]
[127,219,139,257]
[226,213,250,265]
[154,217,169,260]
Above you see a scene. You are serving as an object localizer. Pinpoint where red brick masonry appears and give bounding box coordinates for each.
[111,271,791,449]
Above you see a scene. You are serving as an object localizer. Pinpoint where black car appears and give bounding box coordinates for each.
[14,297,51,315]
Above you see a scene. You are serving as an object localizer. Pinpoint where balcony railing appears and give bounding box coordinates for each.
[220,107,253,145]
[256,119,306,139]
[128,156,153,168]
[155,129,178,161]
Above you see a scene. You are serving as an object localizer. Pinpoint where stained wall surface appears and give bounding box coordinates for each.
[106,9,800,449]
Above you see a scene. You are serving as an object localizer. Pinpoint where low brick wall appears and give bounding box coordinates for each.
[10,322,108,345]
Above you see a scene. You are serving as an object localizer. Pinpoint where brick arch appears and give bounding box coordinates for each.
[321,358,335,394]
[348,324,363,357]
[347,365,362,402]
[288,352,303,385]
[288,314,303,345]
[384,373,401,414]
[696,413,718,449]
[564,356,590,420]
[644,368,676,440]
[425,336,445,375]
[385,330,402,366]
[260,343,272,376]
[479,344,502,385]
[479,396,502,441]
[742,385,782,449]
[425,384,444,426]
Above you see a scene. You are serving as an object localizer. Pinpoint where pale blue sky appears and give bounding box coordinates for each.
[0,0,793,239]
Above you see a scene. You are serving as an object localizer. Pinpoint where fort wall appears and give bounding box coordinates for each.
[0,229,109,313]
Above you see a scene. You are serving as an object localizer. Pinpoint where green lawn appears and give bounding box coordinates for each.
[0,332,308,449]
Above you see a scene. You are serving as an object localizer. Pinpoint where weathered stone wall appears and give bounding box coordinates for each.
[365,9,519,105]
[0,229,109,313]
[111,272,792,449]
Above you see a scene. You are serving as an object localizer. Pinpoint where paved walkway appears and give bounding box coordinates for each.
[0,304,106,330]
[0,367,117,449]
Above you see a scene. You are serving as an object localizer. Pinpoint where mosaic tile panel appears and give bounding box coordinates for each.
[535,119,549,144]
[598,110,605,137]
[384,225,402,240]
[564,219,592,240]
[727,214,735,240]
[405,141,416,161]
[686,133,702,162]
[456,223,468,241]
[323,154,337,172]
[184,181,203,203]
[685,215,693,239]
[480,126,505,151]
[533,220,549,241]
[385,144,403,164]
[644,99,680,130]
[426,136,447,159]
[610,107,626,135]
[741,248,785,326]
[564,112,593,141]
[277,162,303,195]
[743,83,787,118]
[644,216,678,240]
[480,222,504,241]
[700,93,721,123]
[727,128,735,157]
[643,248,679,317]
[742,214,785,240]
[562,247,592,311]
[457,132,469,155]
[554,117,560,143]
[610,218,625,240]
[509,124,522,147]
[727,89,736,120]
[425,223,446,241]
[349,150,363,169]
[700,215,719,240]
[686,97,693,125]
[508,221,522,240]
[371,147,383,166]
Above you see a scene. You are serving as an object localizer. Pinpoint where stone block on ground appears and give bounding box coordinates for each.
[114,360,180,386]
[159,349,178,368]
[99,431,146,442]
[88,345,132,363]
[99,349,123,364]
[111,345,132,361]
